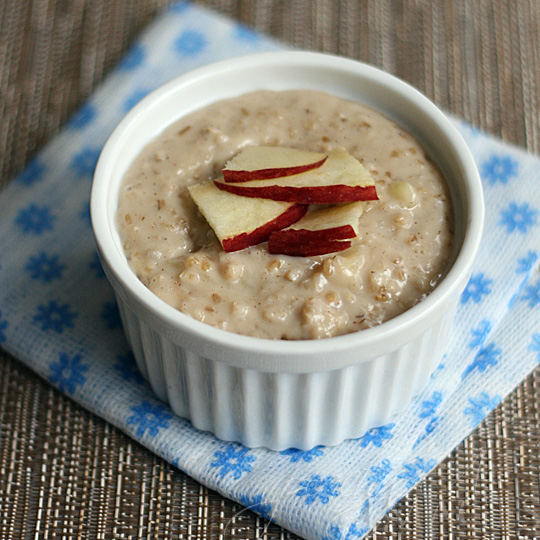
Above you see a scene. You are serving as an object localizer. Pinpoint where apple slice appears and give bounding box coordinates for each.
[282,201,364,239]
[188,180,308,252]
[268,202,364,256]
[223,146,327,182]
[215,148,378,204]
[267,237,352,257]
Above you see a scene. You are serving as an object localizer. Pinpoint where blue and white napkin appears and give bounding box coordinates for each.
[1,3,539,539]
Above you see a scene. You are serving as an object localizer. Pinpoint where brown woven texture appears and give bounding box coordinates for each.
[1,1,539,538]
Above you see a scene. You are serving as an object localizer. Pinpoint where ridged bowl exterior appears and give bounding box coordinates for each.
[114,287,454,450]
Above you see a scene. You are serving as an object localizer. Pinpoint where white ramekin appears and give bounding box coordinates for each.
[91,51,484,450]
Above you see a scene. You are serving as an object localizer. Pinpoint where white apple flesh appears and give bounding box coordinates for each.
[223,146,327,182]
[215,148,378,203]
[268,202,364,256]
[188,180,308,252]
[286,201,363,238]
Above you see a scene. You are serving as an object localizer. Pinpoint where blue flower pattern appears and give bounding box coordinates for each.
[123,88,151,112]
[101,301,121,329]
[234,24,260,42]
[49,353,89,394]
[419,392,443,420]
[462,342,502,379]
[89,253,105,278]
[521,281,540,308]
[323,523,369,540]
[69,103,96,129]
[174,30,207,55]
[358,423,395,447]
[168,1,190,13]
[481,155,518,185]
[529,334,540,362]
[15,204,56,234]
[461,273,492,304]
[516,251,538,274]
[366,458,392,497]
[296,475,341,505]
[70,147,101,178]
[33,301,78,333]
[17,158,45,186]
[430,355,446,380]
[463,392,501,427]
[499,202,538,234]
[126,401,172,437]
[0,310,8,342]
[468,319,492,348]
[239,494,272,520]
[323,525,343,540]
[414,392,443,447]
[114,352,144,384]
[281,446,324,462]
[118,44,145,71]
[210,445,256,480]
[398,457,437,488]
[26,252,65,282]
[80,202,91,226]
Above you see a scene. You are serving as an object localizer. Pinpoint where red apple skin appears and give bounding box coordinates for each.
[268,236,352,257]
[271,225,356,244]
[214,181,378,204]
[223,157,328,183]
[221,204,308,252]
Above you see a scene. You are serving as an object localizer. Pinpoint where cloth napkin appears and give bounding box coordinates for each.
[1,3,539,539]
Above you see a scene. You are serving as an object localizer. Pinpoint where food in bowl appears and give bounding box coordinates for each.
[92,52,483,449]
[117,89,454,340]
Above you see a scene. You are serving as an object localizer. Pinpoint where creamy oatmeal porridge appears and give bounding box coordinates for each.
[117,90,454,339]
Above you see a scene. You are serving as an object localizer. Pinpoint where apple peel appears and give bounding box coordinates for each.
[215,148,377,204]
[268,237,352,257]
[223,146,328,182]
[188,180,308,253]
[267,202,364,256]
[287,201,363,233]
[215,183,377,204]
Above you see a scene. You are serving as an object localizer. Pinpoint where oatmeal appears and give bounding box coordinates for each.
[117,90,454,339]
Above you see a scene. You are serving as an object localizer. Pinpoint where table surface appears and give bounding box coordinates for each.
[1,1,539,538]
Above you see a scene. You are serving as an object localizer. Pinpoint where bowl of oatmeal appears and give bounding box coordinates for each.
[91,51,483,450]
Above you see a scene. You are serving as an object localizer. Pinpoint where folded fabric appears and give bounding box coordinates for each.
[1,3,539,540]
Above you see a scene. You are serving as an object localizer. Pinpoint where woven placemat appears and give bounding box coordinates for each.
[1,1,539,538]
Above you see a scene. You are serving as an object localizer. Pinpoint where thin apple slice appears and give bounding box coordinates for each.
[188,180,308,252]
[268,202,364,256]
[215,148,378,203]
[268,236,352,257]
[223,146,327,182]
[285,201,364,239]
